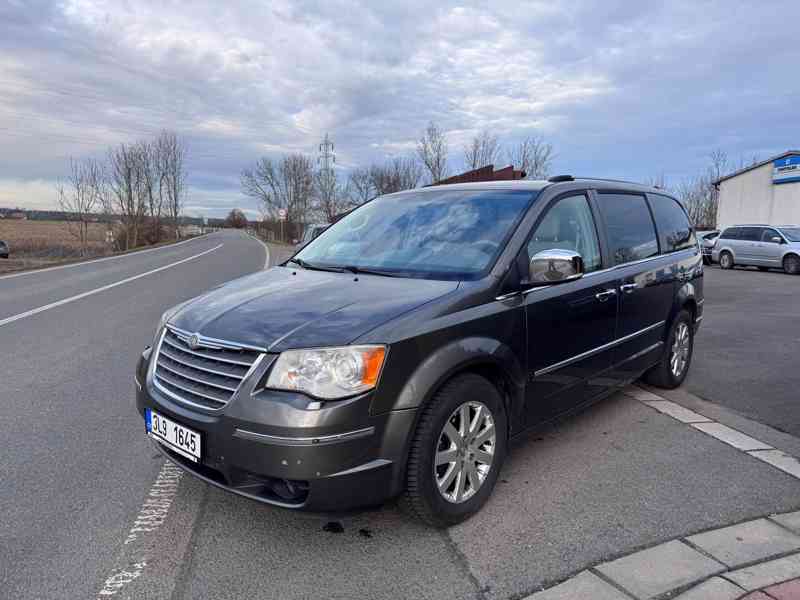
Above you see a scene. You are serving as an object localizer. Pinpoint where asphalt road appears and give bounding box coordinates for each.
[687,265,800,435]
[2,231,799,600]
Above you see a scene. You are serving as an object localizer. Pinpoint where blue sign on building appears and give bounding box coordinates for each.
[773,155,800,184]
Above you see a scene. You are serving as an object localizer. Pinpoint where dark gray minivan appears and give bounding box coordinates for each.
[136,177,703,526]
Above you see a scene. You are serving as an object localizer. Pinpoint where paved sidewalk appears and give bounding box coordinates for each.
[526,510,800,599]
[526,385,800,600]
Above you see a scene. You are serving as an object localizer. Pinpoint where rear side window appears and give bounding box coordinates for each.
[738,227,762,241]
[596,193,659,265]
[720,228,739,239]
[648,194,696,252]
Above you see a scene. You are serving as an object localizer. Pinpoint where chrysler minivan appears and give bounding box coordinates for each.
[135,178,703,526]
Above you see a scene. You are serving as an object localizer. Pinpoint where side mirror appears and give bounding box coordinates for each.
[771,236,783,244]
[527,249,584,286]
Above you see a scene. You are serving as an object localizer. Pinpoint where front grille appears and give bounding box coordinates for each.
[153,326,263,409]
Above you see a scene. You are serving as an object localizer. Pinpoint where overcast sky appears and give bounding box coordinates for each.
[1,0,796,218]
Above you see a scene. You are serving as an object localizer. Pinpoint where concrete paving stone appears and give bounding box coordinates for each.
[764,577,800,600]
[749,450,800,480]
[772,512,800,535]
[692,422,774,452]
[595,540,725,599]
[672,577,745,600]
[643,400,712,423]
[624,386,664,403]
[726,552,800,591]
[740,592,777,600]
[525,571,630,600]
[686,518,800,568]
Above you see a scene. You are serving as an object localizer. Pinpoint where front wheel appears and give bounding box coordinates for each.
[643,310,694,389]
[784,254,800,275]
[719,251,734,269]
[402,373,507,527]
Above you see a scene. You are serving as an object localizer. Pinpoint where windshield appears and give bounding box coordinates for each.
[294,189,537,279]
[779,227,800,242]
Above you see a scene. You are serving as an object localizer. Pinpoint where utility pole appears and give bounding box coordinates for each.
[317,133,336,222]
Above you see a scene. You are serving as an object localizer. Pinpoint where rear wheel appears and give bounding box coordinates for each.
[719,251,734,269]
[402,373,507,527]
[784,254,800,275]
[643,310,694,389]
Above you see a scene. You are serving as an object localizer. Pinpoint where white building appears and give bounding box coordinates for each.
[715,150,800,229]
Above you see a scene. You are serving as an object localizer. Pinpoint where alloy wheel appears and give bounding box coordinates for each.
[670,322,691,378]
[434,401,496,504]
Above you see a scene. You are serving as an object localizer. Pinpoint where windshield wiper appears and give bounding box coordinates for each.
[286,258,342,273]
[337,265,398,277]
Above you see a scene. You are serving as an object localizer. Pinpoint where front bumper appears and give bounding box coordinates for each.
[135,350,416,512]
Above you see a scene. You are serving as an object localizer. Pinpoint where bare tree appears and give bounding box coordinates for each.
[416,121,448,184]
[348,167,374,205]
[312,166,357,223]
[108,143,146,250]
[506,136,554,179]
[463,129,501,170]
[369,157,422,195]
[57,158,103,256]
[225,208,248,229]
[241,154,315,225]
[155,131,187,240]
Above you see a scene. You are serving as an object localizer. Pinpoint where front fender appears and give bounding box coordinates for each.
[386,336,526,422]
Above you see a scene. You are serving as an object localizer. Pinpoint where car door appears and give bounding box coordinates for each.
[524,192,619,426]
[593,191,675,382]
[734,227,762,265]
[752,228,784,266]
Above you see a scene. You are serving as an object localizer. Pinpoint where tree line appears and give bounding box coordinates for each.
[648,150,759,229]
[240,122,554,233]
[57,130,188,255]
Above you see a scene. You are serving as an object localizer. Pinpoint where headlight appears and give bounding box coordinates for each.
[266,345,387,400]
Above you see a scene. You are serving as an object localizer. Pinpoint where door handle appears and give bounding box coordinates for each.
[595,289,617,302]
[620,283,637,294]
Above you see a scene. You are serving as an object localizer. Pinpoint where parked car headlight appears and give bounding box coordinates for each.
[266,345,387,399]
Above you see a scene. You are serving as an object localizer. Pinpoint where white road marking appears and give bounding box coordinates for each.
[643,399,712,423]
[97,461,183,597]
[632,385,800,481]
[0,233,210,281]
[692,422,774,452]
[749,450,800,479]
[0,243,222,328]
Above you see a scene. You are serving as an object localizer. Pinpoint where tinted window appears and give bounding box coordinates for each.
[738,227,762,241]
[596,193,659,265]
[296,189,536,280]
[720,228,739,239]
[527,194,602,273]
[761,228,781,243]
[648,194,696,252]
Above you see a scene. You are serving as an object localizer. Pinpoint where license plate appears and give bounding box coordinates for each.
[146,408,201,462]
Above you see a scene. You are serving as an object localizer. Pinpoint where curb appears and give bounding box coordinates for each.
[525,386,800,600]
[245,232,271,270]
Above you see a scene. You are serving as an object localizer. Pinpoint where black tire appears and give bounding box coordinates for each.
[719,251,734,269]
[758,266,769,272]
[643,310,694,389]
[402,373,507,527]
[784,254,800,275]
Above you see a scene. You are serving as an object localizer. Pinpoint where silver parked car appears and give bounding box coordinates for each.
[696,230,719,265]
[712,224,800,274]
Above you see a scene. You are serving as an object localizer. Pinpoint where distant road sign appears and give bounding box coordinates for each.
[278,208,287,220]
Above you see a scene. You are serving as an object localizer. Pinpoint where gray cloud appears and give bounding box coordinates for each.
[0,0,796,217]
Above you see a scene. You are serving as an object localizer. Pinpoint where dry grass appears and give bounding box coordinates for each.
[0,220,113,274]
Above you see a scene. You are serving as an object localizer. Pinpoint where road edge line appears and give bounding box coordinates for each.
[0,243,222,328]
[0,233,210,281]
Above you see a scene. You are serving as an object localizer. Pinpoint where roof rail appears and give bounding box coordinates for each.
[547,175,574,182]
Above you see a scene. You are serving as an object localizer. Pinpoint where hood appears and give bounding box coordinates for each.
[171,266,459,350]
